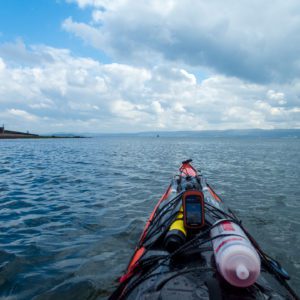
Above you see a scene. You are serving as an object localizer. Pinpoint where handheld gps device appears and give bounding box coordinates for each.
[182,190,205,229]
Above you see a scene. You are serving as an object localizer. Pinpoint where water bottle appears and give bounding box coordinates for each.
[164,207,187,252]
[210,220,261,287]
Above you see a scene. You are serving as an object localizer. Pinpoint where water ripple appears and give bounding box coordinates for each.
[0,137,299,298]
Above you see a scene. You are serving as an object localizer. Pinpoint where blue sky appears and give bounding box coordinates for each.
[0,0,110,62]
[0,0,299,133]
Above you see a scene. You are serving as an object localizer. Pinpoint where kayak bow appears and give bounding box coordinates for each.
[110,160,298,300]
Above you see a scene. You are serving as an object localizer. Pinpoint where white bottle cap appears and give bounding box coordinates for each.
[236,264,249,280]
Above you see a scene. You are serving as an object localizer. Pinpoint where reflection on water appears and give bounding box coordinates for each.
[0,137,299,299]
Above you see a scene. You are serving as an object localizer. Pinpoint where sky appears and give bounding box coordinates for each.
[0,0,299,133]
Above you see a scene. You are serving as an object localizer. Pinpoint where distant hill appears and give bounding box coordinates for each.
[136,129,300,138]
[83,129,300,138]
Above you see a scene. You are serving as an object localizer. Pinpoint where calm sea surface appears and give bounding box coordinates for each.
[0,137,299,299]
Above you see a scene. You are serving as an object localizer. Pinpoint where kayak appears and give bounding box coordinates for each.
[110,160,298,300]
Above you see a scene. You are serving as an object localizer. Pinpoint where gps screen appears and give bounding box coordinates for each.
[185,196,202,225]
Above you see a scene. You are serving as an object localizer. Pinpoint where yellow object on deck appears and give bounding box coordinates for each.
[169,206,187,236]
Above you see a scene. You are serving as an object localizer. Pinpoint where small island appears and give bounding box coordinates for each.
[0,125,85,139]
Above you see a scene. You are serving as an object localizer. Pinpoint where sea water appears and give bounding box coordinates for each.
[0,137,299,299]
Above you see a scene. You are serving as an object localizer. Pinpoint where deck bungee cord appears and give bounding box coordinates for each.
[122,223,298,299]
[110,160,299,300]
[117,221,259,299]
[137,192,184,248]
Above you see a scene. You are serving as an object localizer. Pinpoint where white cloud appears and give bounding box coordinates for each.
[92,10,105,23]
[0,58,5,71]
[110,99,147,121]
[172,102,186,113]
[63,0,300,83]
[7,109,39,121]
[151,101,164,114]
[62,17,105,50]
[267,90,287,105]
[0,41,299,133]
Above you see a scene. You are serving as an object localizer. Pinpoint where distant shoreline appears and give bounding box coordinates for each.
[1,128,300,139]
[0,128,86,139]
[0,134,87,139]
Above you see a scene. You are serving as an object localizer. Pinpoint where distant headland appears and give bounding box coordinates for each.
[0,125,85,139]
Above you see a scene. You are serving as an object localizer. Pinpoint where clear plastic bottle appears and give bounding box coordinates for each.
[210,220,261,287]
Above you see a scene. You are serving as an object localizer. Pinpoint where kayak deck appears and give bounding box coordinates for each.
[110,160,298,300]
